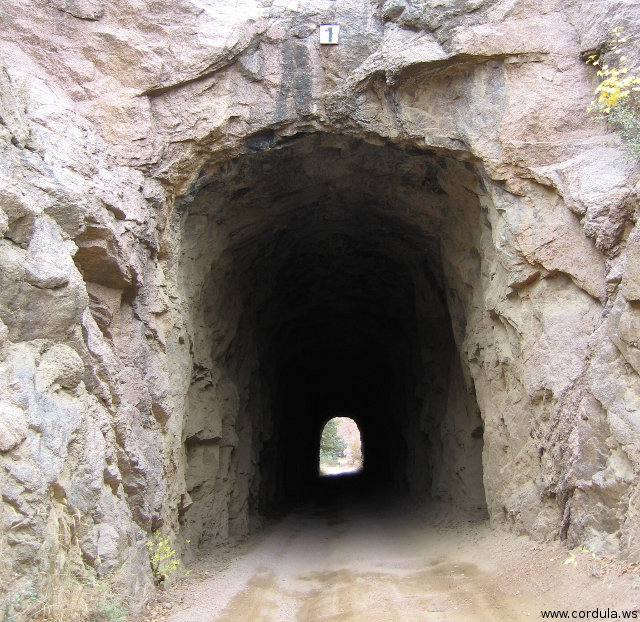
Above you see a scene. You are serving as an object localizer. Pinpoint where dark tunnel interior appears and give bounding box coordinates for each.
[179,133,488,544]
[267,240,422,501]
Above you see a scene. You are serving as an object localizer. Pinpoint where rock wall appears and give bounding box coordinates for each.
[1,0,639,603]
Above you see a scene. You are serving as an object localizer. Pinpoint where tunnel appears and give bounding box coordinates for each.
[177,133,490,546]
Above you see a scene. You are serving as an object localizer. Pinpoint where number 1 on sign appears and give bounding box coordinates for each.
[320,24,340,45]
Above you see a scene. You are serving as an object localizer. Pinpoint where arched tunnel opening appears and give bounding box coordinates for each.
[318,416,363,477]
[178,132,490,546]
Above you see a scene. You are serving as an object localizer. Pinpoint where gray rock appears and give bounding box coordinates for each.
[1,0,640,609]
[49,0,104,20]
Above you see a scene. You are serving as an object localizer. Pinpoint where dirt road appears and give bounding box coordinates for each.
[147,490,639,622]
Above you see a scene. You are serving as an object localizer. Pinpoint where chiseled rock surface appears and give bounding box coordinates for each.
[0,0,639,607]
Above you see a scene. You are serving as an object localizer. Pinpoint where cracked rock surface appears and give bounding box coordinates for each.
[0,0,639,606]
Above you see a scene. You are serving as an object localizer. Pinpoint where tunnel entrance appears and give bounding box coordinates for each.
[319,416,363,477]
[178,132,489,547]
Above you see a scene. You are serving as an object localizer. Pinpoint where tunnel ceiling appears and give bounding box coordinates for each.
[183,132,484,360]
[185,132,475,399]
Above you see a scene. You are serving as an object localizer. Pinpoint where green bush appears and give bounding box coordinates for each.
[319,418,347,461]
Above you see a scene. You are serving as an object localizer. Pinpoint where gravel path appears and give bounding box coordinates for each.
[140,493,640,621]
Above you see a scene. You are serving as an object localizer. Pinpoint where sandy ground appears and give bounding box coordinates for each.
[138,488,640,622]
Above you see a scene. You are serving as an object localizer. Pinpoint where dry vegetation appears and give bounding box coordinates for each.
[1,501,128,622]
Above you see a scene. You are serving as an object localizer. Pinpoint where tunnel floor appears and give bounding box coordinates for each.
[146,493,640,622]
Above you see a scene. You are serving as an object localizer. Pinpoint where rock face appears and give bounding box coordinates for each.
[1,0,639,603]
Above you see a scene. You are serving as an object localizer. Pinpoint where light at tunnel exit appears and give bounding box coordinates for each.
[319,416,363,477]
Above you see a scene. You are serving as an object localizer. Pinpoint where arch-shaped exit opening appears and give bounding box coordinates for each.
[319,416,363,477]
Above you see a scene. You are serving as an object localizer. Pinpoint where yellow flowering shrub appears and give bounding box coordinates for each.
[587,27,640,155]
[146,531,182,586]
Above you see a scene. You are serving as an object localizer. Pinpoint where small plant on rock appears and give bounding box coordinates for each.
[564,545,612,579]
[586,26,640,156]
[146,531,183,587]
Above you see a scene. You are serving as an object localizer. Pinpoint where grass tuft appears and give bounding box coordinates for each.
[1,501,129,622]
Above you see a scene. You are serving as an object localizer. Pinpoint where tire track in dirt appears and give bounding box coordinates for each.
[154,498,640,622]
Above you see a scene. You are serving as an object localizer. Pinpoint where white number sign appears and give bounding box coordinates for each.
[319,24,340,45]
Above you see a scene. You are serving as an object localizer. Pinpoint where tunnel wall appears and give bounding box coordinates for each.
[1,0,640,605]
